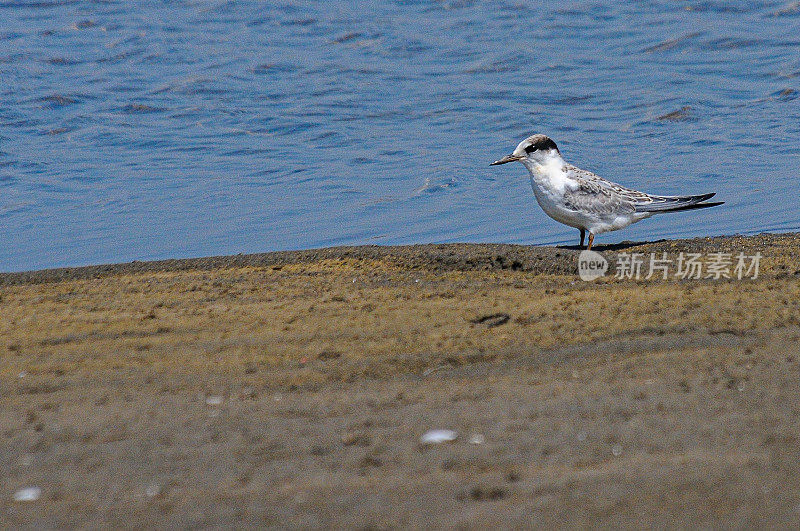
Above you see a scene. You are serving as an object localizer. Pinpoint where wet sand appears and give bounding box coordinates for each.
[3,233,800,527]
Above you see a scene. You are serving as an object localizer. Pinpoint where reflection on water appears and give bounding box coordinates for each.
[1,1,799,271]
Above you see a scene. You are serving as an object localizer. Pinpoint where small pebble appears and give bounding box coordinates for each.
[576,431,587,442]
[612,444,623,457]
[145,485,161,498]
[420,429,458,444]
[469,434,485,445]
[13,487,41,502]
[205,395,223,406]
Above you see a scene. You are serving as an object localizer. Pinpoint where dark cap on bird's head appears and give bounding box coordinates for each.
[491,134,560,165]
[520,134,559,154]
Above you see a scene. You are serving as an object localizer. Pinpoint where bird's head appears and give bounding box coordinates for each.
[490,134,561,167]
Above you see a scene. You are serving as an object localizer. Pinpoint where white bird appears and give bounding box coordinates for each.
[491,134,723,249]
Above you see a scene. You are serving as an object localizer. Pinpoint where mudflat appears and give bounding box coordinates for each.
[3,234,800,527]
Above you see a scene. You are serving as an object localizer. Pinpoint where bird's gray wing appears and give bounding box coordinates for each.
[562,165,640,215]
[562,164,718,214]
[630,192,719,212]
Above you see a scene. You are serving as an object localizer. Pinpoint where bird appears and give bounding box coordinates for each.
[490,134,723,250]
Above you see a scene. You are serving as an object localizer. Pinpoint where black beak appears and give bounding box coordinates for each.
[490,154,522,166]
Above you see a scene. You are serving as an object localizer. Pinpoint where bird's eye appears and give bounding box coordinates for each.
[524,145,537,154]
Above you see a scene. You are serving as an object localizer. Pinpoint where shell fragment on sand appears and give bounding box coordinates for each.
[420,429,458,444]
[13,487,41,502]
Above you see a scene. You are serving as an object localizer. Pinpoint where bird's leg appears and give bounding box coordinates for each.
[587,233,595,250]
[579,228,585,248]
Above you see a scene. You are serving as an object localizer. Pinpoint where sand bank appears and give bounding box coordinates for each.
[3,233,800,526]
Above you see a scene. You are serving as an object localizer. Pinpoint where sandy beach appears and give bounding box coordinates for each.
[3,233,800,527]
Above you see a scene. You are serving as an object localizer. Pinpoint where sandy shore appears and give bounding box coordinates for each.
[3,233,800,527]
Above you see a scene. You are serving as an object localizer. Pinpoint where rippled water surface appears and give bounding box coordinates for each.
[2,1,800,271]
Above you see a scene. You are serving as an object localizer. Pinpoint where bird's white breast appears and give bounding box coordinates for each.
[529,158,574,194]
[523,158,587,229]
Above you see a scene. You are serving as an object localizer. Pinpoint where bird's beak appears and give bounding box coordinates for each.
[490,154,522,166]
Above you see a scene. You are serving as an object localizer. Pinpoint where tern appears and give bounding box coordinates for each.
[491,134,723,249]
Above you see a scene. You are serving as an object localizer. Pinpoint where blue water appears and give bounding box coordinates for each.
[1,1,799,272]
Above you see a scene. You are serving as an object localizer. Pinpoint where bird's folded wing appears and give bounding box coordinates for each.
[631,192,717,212]
[563,165,715,215]
[563,166,640,215]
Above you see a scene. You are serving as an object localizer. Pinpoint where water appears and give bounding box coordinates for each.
[1,1,799,272]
